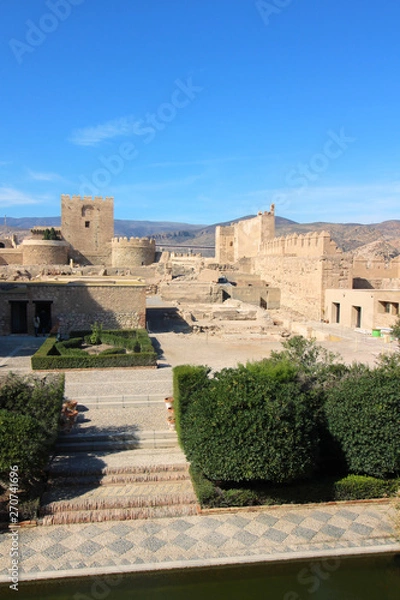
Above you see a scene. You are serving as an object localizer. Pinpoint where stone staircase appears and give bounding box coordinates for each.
[39,369,198,525]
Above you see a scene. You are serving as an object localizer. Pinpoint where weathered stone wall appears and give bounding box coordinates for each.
[0,281,146,335]
[61,194,114,265]
[215,226,234,263]
[159,281,224,304]
[111,237,156,268]
[254,255,352,320]
[230,285,281,309]
[0,249,23,265]
[352,257,400,289]
[21,240,69,265]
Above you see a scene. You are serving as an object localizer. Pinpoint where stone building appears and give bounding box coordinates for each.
[0,279,146,336]
[325,289,399,331]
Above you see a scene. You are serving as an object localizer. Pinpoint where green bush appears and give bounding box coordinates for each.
[325,365,400,478]
[0,411,49,481]
[0,372,64,431]
[0,373,64,490]
[334,475,400,500]
[174,363,319,483]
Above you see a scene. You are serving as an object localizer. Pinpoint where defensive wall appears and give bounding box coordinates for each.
[21,240,69,266]
[261,231,340,257]
[111,237,156,268]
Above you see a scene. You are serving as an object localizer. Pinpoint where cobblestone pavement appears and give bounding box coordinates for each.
[0,501,399,581]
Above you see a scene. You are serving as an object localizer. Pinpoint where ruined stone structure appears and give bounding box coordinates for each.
[216,206,275,263]
[111,237,156,268]
[61,194,114,265]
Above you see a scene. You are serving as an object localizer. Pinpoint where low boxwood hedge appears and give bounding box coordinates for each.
[31,329,157,370]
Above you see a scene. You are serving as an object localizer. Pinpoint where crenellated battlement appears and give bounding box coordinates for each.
[112,237,156,247]
[111,236,156,267]
[61,194,114,204]
[262,231,340,257]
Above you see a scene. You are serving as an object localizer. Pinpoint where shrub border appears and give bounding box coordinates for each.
[31,330,157,370]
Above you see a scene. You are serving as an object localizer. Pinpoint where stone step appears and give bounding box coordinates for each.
[55,430,178,453]
[40,502,198,525]
[41,482,197,514]
[40,479,197,522]
[57,430,176,444]
[47,466,191,486]
[48,448,189,477]
[55,438,178,453]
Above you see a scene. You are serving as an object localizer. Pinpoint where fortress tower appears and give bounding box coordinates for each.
[216,204,275,263]
[111,237,156,268]
[61,195,114,265]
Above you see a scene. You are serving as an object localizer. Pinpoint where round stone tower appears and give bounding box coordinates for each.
[111,237,156,268]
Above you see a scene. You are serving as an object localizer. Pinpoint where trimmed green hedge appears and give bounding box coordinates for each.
[334,475,400,500]
[324,366,400,478]
[31,329,157,370]
[191,472,400,507]
[174,363,319,483]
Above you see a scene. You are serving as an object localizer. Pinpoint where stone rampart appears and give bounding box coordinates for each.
[262,231,339,257]
[111,237,156,268]
[21,240,69,266]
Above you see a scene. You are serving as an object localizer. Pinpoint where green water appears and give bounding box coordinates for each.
[1,554,400,599]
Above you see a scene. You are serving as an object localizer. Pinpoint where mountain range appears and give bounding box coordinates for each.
[1,215,399,256]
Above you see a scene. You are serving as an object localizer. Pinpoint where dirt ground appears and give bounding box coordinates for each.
[146,300,398,371]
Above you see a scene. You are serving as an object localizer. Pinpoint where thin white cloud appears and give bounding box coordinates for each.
[0,160,12,167]
[69,116,140,146]
[27,169,62,182]
[0,187,42,207]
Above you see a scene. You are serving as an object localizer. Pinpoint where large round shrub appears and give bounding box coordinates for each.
[324,367,400,478]
[175,363,319,483]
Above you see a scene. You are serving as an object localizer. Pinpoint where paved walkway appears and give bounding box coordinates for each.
[0,501,399,582]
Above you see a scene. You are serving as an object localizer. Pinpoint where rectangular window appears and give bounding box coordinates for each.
[85,221,90,228]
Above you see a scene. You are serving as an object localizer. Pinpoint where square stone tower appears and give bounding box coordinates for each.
[61,195,114,265]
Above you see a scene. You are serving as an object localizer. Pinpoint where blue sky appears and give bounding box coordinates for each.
[1,0,400,225]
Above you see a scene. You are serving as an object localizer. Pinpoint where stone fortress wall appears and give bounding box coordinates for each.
[21,239,69,266]
[111,237,156,268]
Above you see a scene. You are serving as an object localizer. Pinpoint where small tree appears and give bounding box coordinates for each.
[392,316,400,348]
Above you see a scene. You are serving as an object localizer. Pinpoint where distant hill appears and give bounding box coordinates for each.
[1,215,399,256]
